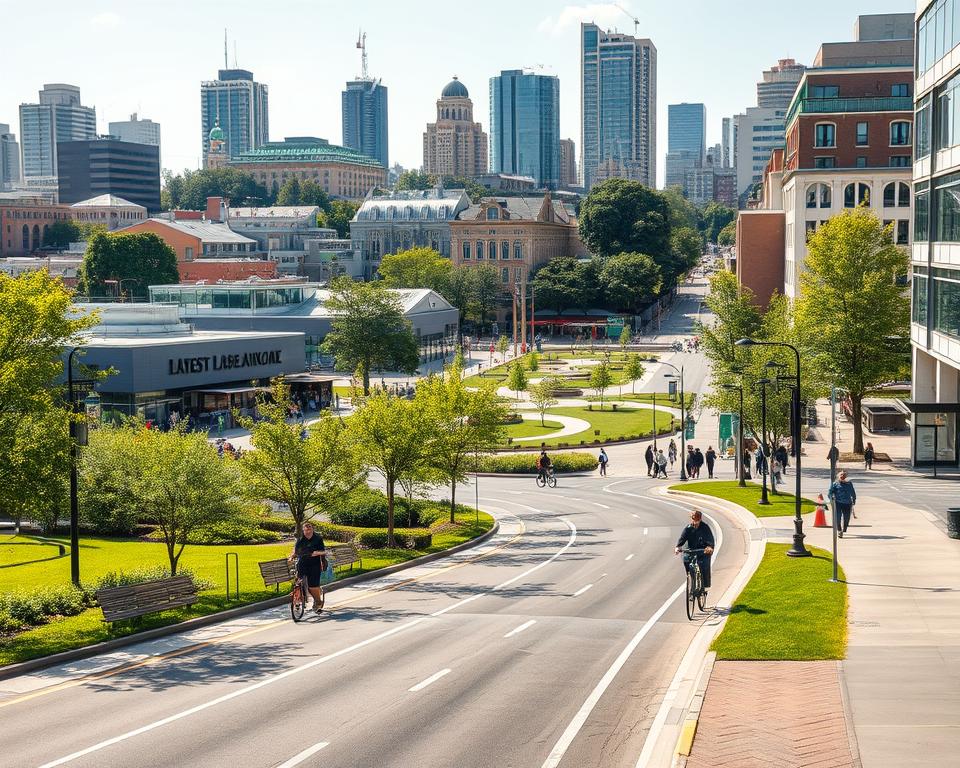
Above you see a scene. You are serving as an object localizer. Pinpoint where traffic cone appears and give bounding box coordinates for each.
[813,493,829,528]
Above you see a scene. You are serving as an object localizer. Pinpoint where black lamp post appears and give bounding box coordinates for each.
[662,362,686,481]
[736,338,810,558]
[721,382,746,487]
[66,347,88,587]
[755,377,772,505]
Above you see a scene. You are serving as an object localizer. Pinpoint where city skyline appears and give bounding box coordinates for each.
[0,0,913,182]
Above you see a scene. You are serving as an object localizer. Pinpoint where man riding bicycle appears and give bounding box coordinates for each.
[537,448,552,483]
[288,521,327,614]
[674,510,715,594]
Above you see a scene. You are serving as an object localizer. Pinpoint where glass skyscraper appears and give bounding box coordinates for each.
[19,84,96,178]
[667,103,706,163]
[489,70,560,189]
[200,69,269,164]
[580,23,657,190]
[342,78,389,167]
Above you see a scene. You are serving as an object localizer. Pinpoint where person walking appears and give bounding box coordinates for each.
[693,447,705,479]
[644,445,654,477]
[705,446,717,479]
[686,445,695,478]
[864,442,875,471]
[743,447,752,479]
[754,446,766,477]
[668,439,678,469]
[827,445,840,465]
[771,455,783,487]
[655,449,669,479]
[828,470,857,537]
[598,448,609,477]
[775,444,789,475]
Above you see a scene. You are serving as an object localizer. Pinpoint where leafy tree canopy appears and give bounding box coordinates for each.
[601,252,662,314]
[578,179,672,260]
[161,167,273,211]
[377,248,451,294]
[318,199,359,238]
[702,202,736,244]
[718,220,737,247]
[79,231,179,300]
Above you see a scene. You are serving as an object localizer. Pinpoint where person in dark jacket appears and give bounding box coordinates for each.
[675,510,715,589]
[686,445,695,477]
[288,522,328,613]
[693,447,705,478]
[705,446,717,478]
[755,446,767,476]
[828,471,857,537]
[864,442,875,470]
[644,445,654,477]
[775,444,789,475]
[742,448,752,479]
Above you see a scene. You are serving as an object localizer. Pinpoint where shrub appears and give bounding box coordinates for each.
[313,523,432,550]
[188,519,282,545]
[476,452,599,474]
[259,515,297,535]
[89,566,214,593]
[0,585,89,630]
[329,488,434,529]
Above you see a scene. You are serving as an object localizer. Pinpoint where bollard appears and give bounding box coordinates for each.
[947,508,960,540]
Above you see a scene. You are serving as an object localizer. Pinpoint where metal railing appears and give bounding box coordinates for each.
[786,96,913,127]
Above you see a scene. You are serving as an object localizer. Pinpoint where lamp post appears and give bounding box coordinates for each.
[736,338,810,557]
[662,361,686,481]
[755,377,772,505]
[721,382,746,487]
[66,347,89,587]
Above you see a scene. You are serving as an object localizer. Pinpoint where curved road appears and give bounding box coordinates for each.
[3,473,747,768]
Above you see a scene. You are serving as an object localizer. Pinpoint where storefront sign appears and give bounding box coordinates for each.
[168,349,283,376]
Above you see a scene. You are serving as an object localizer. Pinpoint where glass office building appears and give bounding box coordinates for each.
[580,23,657,190]
[667,103,706,163]
[489,70,560,189]
[19,84,96,178]
[200,69,269,162]
[342,78,388,167]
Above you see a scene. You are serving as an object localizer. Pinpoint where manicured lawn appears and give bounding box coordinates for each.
[503,419,565,440]
[711,544,847,660]
[534,405,676,447]
[670,480,817,518]
[586,392,695,408]
[0,510,494,666]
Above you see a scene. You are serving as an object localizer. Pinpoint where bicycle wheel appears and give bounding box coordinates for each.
[290,579,306,622]
[548,474,557,488]
[685,569,696,620]
[536,475,546,487]
[696,571,706,611]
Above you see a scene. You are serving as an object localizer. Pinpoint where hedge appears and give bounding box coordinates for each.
[315,522,432,550]
[0,585,90,634]
[476,452,599,474]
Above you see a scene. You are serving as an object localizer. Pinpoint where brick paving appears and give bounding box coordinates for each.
[686,660,857,768]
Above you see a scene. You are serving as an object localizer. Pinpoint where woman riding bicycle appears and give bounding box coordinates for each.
[674,510,715,594]
[288,521,327,614]
[536,449,552,483]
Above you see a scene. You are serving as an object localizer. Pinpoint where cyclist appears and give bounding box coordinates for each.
[674,510,715,595]
[537,448,552,484]
[288,521,328,614]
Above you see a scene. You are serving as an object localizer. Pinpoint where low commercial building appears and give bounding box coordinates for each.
[0,193,72,255]
[70,194,147,231]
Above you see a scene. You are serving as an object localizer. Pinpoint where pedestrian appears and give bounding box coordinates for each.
[655,449,669,478]
[693,447,704,479]
[598,448,609,477]
[775,444,788,475]
[644,445,654,477]
[754,446,766,476]
[864,442,875,471]
[705,446,717,479]
[828,470,857,537]
[827,445,840,465]
[686,445,695,477]
[771,456,783,487]
[742,447,752,479]
[668,439,677,469]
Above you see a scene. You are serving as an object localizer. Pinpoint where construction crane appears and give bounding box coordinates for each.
[614,3,639,35]
[356,30,368,79]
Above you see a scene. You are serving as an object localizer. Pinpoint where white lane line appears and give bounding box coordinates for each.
[592,502,611,509]
[493,519,576,591]
[643,527,648,535]
[408,668,451,692]
[504,619,537,638]
[598,573,608,581]
[572,583,594,597]
[565,497,583,502]
[625,554,635,561]
[277,741,329,767]
[631,513,640,519]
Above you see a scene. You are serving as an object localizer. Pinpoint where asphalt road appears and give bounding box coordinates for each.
[4,474,747,768]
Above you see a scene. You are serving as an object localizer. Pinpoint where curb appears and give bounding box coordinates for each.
[0,520,501,682]
[674,651,716,765]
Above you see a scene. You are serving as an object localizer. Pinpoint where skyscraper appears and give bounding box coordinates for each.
[559,138,577,187]
[581,23,657,190]
[18,84,96,178]
[423,77,487,178]
[757,59,806,109]
[489,70,560,188]
[200,68,269,165]
[342,79,388,167]
[57,138,161,213]
[667,103,706,162]
[0,124,20,188]
[721,117,733,168]
[108,113,161,147]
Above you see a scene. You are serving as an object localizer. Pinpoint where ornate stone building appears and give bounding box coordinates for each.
[423,78,488,178]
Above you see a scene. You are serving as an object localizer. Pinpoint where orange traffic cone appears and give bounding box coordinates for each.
[813,493,829,528]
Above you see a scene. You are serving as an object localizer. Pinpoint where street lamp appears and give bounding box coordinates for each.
[66,347,90,587]
[720,382,746,487]
[755,377,772,505]
[662,362,686,481]
[736,338,810,558]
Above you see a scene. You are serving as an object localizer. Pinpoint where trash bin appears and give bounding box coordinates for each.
[948,508,960,540]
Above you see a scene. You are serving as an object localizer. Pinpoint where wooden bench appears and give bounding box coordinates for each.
[96,576,198,622]
[329,544,362,573]
[259,558,296,590]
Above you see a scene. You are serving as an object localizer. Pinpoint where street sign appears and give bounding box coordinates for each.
[606,316,624,327]
[719,413,734,442]
[684,417,696,440]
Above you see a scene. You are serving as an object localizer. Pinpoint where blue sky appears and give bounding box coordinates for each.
[0,0,915,183]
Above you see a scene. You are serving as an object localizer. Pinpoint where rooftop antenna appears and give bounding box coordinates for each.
[234,40,238,68]
[356,30,368,79]
[614,3,639,35]
[223,28,228,69]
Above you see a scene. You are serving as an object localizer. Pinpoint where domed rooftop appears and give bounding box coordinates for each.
[441,77,469,99]
[209,121,225,142]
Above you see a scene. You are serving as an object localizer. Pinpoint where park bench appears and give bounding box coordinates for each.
[258,545,362,590]
[329,543,362,572]
[96,576,198,622]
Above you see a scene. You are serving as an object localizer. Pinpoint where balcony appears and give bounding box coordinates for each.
[786,96,913,127]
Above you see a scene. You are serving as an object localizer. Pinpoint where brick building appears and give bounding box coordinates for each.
[0,195,72,255]
[735,211,786,307]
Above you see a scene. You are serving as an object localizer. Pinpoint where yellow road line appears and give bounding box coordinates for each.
[0,521,525,710]
[675,718,699,756]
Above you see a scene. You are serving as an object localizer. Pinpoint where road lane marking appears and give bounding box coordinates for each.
[504,620,537,638]
[409,668,451,692]
[572,583,593,597]
[277,741,329,767]
[632,513,640,518]
[592,502,610,509]
[625,554,635,561]
[644,528,649,535]
[493,519,576,591]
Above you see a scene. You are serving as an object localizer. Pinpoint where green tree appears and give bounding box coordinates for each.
[496,334,510,359]
[619,326,632,352]
[669,226,704,284]
[44,220,81,249]
[528,351,539,372]
[237,383,364,536]
[395,170,434,190]
[417,364,505,520]
[276,177,302,206]
[349,392,428,547]
[79,231,179,300]
[623,354,645,394]
[702,202,736,244]
[532,257,583,314]
[440,175,487,202]
[161,167,273,210]
[578,179,672,259]
[377,247,451,293]
[319,199,359,238]
[444,266,474,329]
[529,376,561,426]
[601,253,662,313]
[6,412,69,533]
[590,362,614,409]
[321,279,420,395]
[507,359,528,399]
[299,180,331,211]
[80,420,142,536]
[471,265,502,332]
[718,220,737,247]
[795,209,910,453]
[662,186,703,231]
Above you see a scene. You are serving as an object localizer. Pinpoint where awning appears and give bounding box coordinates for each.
[282,373,339,384]
[902,401,960,413]
[194,386,269,395]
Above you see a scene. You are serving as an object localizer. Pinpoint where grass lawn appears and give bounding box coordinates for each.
[711,543,847,660]
[530,405,676,447]
[503,419,565,440]
[0,510,494,666]
[670,480,817,518]
[586,392,695,408]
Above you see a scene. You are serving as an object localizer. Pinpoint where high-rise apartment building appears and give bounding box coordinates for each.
[18,84,96,179]
[0,125,20,189]
[757,59,806,109]
[423,78,488,179]
[559,138,577,187]
[735,106,787,197]
[57,138,161,213]
[200,68,269,165]
[581,23,657,190]
[108,113,160,147]
[489,70,560,189]
[342,79,388,167]
[721,117,733,168]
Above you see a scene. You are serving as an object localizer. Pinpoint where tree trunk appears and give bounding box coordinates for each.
[851,394,865,454]
[166,539,178,575]
[362,364,371,397]
[449,479,457,524]
[386,480,396,548]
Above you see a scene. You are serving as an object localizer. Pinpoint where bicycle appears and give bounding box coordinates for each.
[535,467,557,488]
[682,548,707,620]
[289,557,325,622]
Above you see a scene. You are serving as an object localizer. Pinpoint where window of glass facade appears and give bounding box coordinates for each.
[814,123,835,147]
[917,96,932,159]
[856,122,869,146]
[811,85,839,98]
[918,0,960,75]
[890,121,911,146]
[806,183,831,208]
[856,157,867,168]
[936,174,960,242]
[932,268,960,338]
[915,182,930,242]
[476,241,484,259]
[897,220,910,245]
[487,207,499,220]
[814,157,836,169]
[937,72,960,151]
[501,267,509,283]
[844,183,870,207]
[892,83,910,97]
[913,268,928,325]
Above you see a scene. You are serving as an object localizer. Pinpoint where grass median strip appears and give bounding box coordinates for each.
[711,543,846,661]
[670,480,816,518]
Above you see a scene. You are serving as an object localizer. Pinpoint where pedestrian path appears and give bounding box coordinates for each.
[511,412,591,442]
